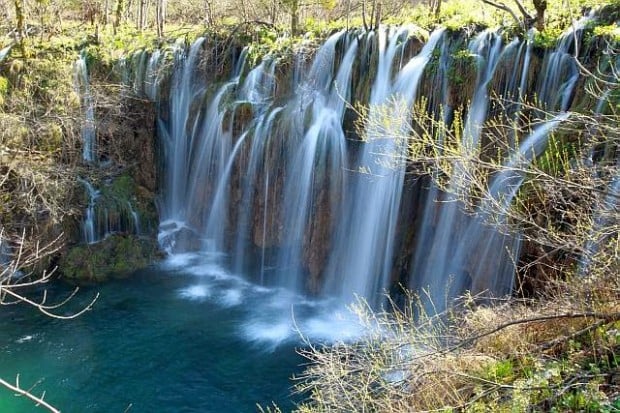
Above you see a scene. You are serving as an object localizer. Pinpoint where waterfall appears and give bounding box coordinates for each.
[74,54,97,164]
[160,37,207,226]
[74,56,101,244]
[74,53,146,245]
[536,17,590,111]
[230,55,278,274]
[275,31,354,292]
[145,50,162,101]
[459,113,570,294]
[580,88,619,275]
[580,164,620,274]
[232,108,282,275]
[324,27,445,306]
[409,30,505,306]
[0,45,12,62]
[463,30,504,150]
[0,228,10,270]
[133,21,601,318]
[78,178,100,244]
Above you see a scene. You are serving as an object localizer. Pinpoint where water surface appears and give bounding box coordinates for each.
[0,255,339,412]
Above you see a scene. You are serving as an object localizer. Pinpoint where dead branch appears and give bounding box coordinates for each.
[481,0,523,29]
[0,375,60,413]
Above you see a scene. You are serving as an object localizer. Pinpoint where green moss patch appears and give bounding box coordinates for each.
[60,234,160,282]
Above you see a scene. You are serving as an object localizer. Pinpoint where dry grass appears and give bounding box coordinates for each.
[293,270,619,412]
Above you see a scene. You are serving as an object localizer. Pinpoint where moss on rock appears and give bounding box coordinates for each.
[60,234,159,282]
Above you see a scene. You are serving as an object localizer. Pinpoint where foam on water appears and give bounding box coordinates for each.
[169,251,373,346]
[301,309,367,342]
[185,261,230,279]
[16,334,36,344]
[241,304,369,346]
[242,320,293,348]
[178,284,211,300]
[218,288,243,307]
[161,252,203,269]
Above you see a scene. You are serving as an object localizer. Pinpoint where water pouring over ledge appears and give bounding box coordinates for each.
[73,56,146,245]
[112,23,592,344]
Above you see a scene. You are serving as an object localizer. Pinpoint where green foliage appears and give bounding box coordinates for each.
[100,174,135,201]
[533,132,579,176]
[448,48,476,85]
[244,29,312,68]
[294,292,620,412]
[301,17,350,38]
[483,359,516,383]
[0,76,8,106]
[533,27,565,48]
[0,76,9,96]
[383,0,506,31]
[593,24,620,42]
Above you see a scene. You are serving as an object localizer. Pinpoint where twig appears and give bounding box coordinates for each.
[0,376,60,413]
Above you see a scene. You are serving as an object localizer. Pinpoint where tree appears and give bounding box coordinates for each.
[156,0,166,37]
[0,230,98,317]
[362,0,381,30]
[114,0,124,33]
[13,0,25,55]
[481,0,547,30]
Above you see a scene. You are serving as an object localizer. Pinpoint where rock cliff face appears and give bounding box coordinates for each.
[60,67,161,281]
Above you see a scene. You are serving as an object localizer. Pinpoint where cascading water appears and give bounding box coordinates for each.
[119,20,606,344]
[537,17,590,112]
[580,88,620,275]
[453,113,570,294]
[0,45,11,62]
[274,31,354,292]
[230,54,277,275]
[232,108,281,277]
[73,56,100,244]
[78,178,100,244]
[0,228,10,271]
[324,27,445,306]
[159,38,207,227]
[409,30,506,305]
[74,53,146,245]
[74,54,97,164]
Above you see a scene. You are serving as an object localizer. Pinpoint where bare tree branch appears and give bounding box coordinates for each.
[0,376,60,413]
[481,0,523,28]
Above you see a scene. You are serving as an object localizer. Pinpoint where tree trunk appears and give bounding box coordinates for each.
[532,0,546,31]
[136,0,144,29]
[114,0,124,34]
[361,0,368,31]
[270,0,277,25]
[374,1,381,30]
[13,0,25,56]
[239,0,248,23]
[204,0,213,25]
[143,0,150,28]
[126,0,133,22]
[345,0,351,29]
[103,0,109,25]
[290,0,299,35]
[156,0,165,37]
[434,0,442,17]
